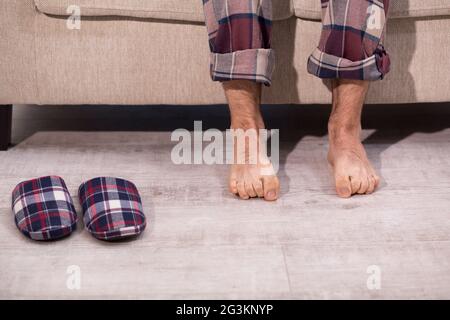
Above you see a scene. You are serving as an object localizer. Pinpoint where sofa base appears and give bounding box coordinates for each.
[0,105,12,150]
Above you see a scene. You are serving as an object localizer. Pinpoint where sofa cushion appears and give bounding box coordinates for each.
[34,0,293,22]
[294,0,450,20]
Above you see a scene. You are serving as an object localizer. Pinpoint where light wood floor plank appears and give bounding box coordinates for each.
[1,108,449,299]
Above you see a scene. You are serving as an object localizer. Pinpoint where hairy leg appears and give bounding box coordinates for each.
[223,80,279,201]
[328,79,380,198]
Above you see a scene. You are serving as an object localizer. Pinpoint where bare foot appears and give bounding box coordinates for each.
[223,80,279,201]
[229,131,280,201]
[328,79,380,198]
[328,126,380,198]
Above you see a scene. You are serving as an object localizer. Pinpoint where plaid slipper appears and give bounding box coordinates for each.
[12,176,78,241]
[78,177,146,240]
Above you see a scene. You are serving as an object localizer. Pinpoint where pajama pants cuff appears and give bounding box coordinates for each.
[307,47,391,81]
[210,49,275,86]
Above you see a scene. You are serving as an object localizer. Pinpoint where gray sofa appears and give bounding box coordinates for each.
[1,0,450,149]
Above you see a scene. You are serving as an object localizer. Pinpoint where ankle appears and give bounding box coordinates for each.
[231,115,265,131]
[328,119,361,143]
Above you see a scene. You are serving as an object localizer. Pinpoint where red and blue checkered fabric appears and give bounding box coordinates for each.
[78,177,146,241]
[202,0,275,85]
[12,176,78,241]
[307,0,391,80]
[202,0,390,83]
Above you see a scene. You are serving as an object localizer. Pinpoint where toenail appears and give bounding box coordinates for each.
[267,191,276,198]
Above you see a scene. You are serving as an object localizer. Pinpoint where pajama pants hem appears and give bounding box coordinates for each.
[307,47,390,81]
[210,48,275,86]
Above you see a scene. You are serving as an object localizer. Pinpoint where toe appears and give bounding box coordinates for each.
[229,178,238,195]
[335,175,352,198]
[236,181,249,200]
[350,177,361,195]
[253,179,264,198]
[357,175,370,194]
[366,176,376,194]
[373,174,381,189]
[262,175,279,201]
[245,181,257,198]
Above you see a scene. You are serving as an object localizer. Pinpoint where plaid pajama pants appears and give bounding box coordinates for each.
[203,0,390,85]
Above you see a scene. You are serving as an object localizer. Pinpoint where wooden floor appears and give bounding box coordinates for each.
[0,104,449,299]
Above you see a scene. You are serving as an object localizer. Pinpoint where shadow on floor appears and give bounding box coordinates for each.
[11,102,450,193]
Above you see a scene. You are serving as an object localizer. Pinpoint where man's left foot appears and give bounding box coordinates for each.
[328,125,380,198]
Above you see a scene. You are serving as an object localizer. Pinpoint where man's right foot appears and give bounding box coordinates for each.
[326,79,380,198]
[328,125,380,198]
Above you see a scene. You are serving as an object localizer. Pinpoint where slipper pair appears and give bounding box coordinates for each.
[12,176,146,241]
